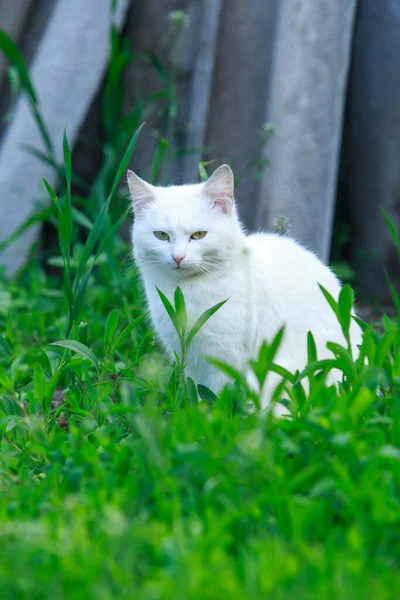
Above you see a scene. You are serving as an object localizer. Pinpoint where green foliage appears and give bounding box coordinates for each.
[1,239,400,597]
[156,285,228,392]
[0,29,53,155]
[1,149,400,597]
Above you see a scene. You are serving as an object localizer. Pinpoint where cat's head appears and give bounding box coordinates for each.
[128,165,242,277]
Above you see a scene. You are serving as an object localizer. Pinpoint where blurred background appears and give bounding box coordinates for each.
[0,0,399,304]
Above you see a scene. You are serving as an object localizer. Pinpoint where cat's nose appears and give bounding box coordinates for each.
[173,254,185,266]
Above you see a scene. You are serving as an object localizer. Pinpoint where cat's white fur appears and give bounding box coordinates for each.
[128,165,362,414]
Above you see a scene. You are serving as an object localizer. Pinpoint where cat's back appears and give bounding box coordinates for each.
[244,232,341,307]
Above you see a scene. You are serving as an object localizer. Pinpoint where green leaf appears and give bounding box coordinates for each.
[318,284,338,318]
[109,122,145,199]
[306,331,318,394]
[198,162,209,182]
[197,384,217,405]
[24,145,61,173]
[0,334,11,356]
[58,211,70,259]
[186,377,198,405]
[385,270,400,314]
[186,299,228,348]
[43,350,60,376]
[349,387,375,423]
[62,260,74,311]
[151,138,169,184]
[104,310,120,353]
[249,327,285,387]
[73,197,111,290]
[63,129,72,188]
[197,160,216,182]
[50,340,99,370]
[43,178,61,211]
[34,362,47,406]
[43,178,70,259]
[111,314,147,353]
[0,29,37,103]
[307,331,317,363]
[97,208,130,256]
[134,415,164,470]
[360,366,384,391]
[156,288,179,333]
[2,65,20,122]
[269,362,295,383]
[268,327,285,364]
[0,30,53,155]
[71,126,144,292]
[0,203,54,251]
[381,208,400,257]
[62,131,73,256]
[174,287,187,334]
[338,284,354,341]
[375,326,396,367]
[207,357,248,388]
[326,342,356,381]
[45,371,62,411]
[147,51,168,82]
[352,315,369,333]
[298,359,340,383]
[71,208,93,230]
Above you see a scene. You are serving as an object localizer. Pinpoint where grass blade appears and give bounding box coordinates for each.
[151,138,169,184]
[73,198,111,291]
[71,266,93,324]
[197,384,217,404]
[109,122,145,199]
[156,288,178,333]
[0,334,11,355]
[63,129,72,188]
[43,178,61,212]
[381,208,400,258]
[50,340,99,370]
[186,299,228,348]
[174,287,187,334]
[34,362,47,407]
[111,314,147,353]
[385,270,400,314]
[318,284,338,318]
[0,29,37,102]
[0,205,54,252]
[338,283,354,341]
[104,309,120,353]
[307,331,317,363]
[0,29,54,155]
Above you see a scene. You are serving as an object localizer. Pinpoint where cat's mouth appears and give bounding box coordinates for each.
[170,260,198,275]
[172,262,189,271]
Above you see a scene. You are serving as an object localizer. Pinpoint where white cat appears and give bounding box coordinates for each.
[128,165,362,414]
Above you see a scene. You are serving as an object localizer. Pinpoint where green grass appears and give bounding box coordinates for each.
[1,245,400,600]
[1,156,400,600]
[1,14,400,600]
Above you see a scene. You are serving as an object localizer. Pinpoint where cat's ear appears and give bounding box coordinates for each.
[127,170,155,215]
[203,164,234,214]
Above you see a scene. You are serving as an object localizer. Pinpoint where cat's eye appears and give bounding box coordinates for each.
[154,231,170,241]
[190,231,207,240]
